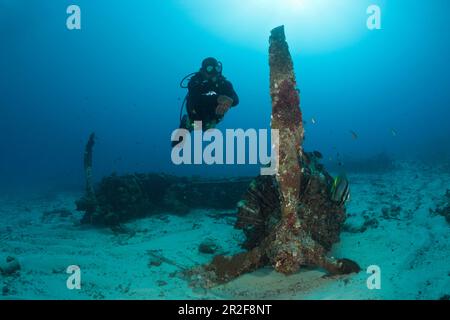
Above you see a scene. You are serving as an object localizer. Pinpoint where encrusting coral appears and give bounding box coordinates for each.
[268,25,306,275]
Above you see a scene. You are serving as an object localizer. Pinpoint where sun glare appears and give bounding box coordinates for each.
[288,0,305,8]
[176,0,370,53]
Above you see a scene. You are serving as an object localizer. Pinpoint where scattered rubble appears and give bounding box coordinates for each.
[199,238,221,255]
[0,256,21,276]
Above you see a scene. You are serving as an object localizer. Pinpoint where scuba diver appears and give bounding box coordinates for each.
[172,57,239,147]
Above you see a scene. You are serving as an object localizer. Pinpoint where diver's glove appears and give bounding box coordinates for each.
[216,95,234,116]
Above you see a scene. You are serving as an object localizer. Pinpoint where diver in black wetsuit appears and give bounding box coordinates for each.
[176,58,239,138]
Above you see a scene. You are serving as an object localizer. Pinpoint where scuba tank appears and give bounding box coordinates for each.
[178,72,197,123]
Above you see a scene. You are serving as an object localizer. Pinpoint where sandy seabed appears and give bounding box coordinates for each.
[0,161,449,300]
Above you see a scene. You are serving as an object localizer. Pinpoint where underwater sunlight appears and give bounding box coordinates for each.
[176,0,378,53]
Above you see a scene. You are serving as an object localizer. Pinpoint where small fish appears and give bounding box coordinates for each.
[313,151,323,159]
[311,118,317,125]
[350,130,358,140]
[391,129,397,137]
[331,174,351,206]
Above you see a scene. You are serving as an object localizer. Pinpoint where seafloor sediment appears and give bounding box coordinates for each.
[0,161,449,300]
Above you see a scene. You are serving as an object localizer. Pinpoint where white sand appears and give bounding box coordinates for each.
[0,161,449,300]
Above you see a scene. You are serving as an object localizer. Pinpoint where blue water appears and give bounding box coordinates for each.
[1,0,449,189]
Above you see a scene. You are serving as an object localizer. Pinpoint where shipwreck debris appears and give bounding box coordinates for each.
[75,132,253,226]
[185,26,360,288]
[268,25,305,275]
[147,250,187,271]
[76,173,252,226]
[76,133,99,223]
[74,132,252,226]
[84,133,96,201]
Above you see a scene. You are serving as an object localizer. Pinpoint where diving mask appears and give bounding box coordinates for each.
[205,62,222,75]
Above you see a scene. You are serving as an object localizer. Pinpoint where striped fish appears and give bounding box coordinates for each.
[331,174,351,206]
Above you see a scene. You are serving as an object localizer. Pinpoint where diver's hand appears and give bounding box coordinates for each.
[216,103,230,116]
[216,95,233,116]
